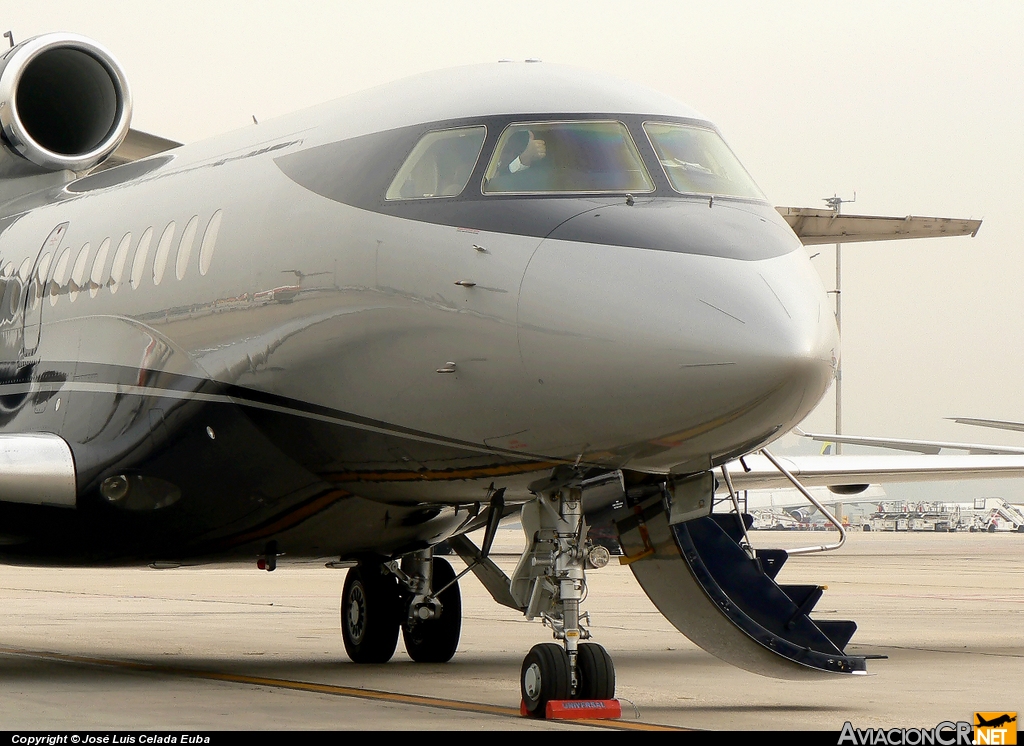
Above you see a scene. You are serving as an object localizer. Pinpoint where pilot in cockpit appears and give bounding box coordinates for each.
[487,129,548,191]
[503,130,547,176]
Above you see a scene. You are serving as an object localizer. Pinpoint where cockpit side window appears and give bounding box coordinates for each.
[385,126,487,200]
[643,122,765,200]
[482,121,654,195]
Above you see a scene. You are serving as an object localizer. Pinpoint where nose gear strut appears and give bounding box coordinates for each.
[509,483,616,716]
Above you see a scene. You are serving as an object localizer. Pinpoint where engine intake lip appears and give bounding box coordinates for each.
[0,32,132,172]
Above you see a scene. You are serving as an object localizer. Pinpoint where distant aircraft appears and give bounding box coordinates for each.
[1,32,1020,716]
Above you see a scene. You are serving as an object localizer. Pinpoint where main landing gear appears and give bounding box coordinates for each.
[341,550,462,664]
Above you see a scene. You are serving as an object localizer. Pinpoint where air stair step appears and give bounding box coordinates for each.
[709,512,753,544]
[780,584,824,621]
[815,620,858,651]
[756,548,788,580]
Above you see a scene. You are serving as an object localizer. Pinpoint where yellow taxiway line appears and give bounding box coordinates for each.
[0,645,684,731]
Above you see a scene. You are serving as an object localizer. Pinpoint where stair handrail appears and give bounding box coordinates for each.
[760,448,847,555]
[720,462,755,559]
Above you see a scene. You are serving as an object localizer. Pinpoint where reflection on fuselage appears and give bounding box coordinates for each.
[0,63,838,562]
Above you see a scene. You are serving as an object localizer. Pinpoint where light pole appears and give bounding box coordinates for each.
[824,193,855,454]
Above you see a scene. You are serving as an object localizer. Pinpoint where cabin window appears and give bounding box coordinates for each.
[643,122,764,200]
[482,120,653,195]
[90,237,111,298]
[199,210,222,276]
[130,227,154,290]
[69,244,91,303]
[49,248,71,306]
[153,221,177,285]
[109,232,132,294]
[386,126,486,200]
[176,216,199,280]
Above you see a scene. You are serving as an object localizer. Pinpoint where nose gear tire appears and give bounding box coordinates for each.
[576,642,615,700]
[521,643,571,717]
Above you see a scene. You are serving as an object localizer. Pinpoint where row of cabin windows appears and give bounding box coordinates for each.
[1,210,223,307]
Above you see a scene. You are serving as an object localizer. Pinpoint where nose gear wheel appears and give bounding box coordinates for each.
[576,642,615,700]
[521,643,571,717]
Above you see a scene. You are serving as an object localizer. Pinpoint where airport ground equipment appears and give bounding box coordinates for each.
[865,502,963,532]
[860,498,1024,533]
[966,498,1024,533]
[750,509,804,530]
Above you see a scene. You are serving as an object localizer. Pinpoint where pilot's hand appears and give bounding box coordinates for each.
[519,131,546,167]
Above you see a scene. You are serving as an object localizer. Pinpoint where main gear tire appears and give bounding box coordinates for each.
[402,557,462,663]
[341,563,401,663]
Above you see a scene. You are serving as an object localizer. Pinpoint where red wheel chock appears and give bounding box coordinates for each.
[520,699,622,720]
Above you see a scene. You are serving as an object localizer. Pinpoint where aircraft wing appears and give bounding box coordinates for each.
[948,416,1024,434]
[89,129,182,172]
[776,207,981,246]
[723,453,1024,491]
[794,428,1024,455]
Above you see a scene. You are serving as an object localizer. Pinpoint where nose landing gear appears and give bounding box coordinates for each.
[511,486,617,717]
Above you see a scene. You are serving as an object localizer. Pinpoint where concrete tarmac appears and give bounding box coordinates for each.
[0,528,1020,731]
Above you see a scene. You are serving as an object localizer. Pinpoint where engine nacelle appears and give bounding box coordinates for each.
[0,33,131,174]
[827,483,870,495]
[786,507,817,522]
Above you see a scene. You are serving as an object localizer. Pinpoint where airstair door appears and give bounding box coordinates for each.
[21,223,67,358]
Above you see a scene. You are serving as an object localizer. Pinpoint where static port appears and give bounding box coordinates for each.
[100,474,129,503]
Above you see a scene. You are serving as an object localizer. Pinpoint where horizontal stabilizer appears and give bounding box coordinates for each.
[948,416,1024,434]
[776,207,981,246]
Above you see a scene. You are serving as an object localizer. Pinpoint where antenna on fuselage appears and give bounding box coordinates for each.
[3,31,13,48]
[824,192,856,454]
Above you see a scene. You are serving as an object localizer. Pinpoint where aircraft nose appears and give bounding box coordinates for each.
[516,208,837,471]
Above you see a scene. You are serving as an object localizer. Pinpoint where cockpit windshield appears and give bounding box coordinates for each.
[643,122,765,200]
[386,126,486,200]
[482,121,654,195]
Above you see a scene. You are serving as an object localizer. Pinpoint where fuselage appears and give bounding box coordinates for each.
[0,62,837,563]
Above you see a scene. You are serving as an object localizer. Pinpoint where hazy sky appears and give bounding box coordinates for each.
[5,1,1024,496]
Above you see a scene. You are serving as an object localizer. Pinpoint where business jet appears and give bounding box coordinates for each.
[1,32,1019,717]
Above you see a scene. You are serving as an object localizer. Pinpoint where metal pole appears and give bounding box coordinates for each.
[824,193,854,455]
[835,237,842,454]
